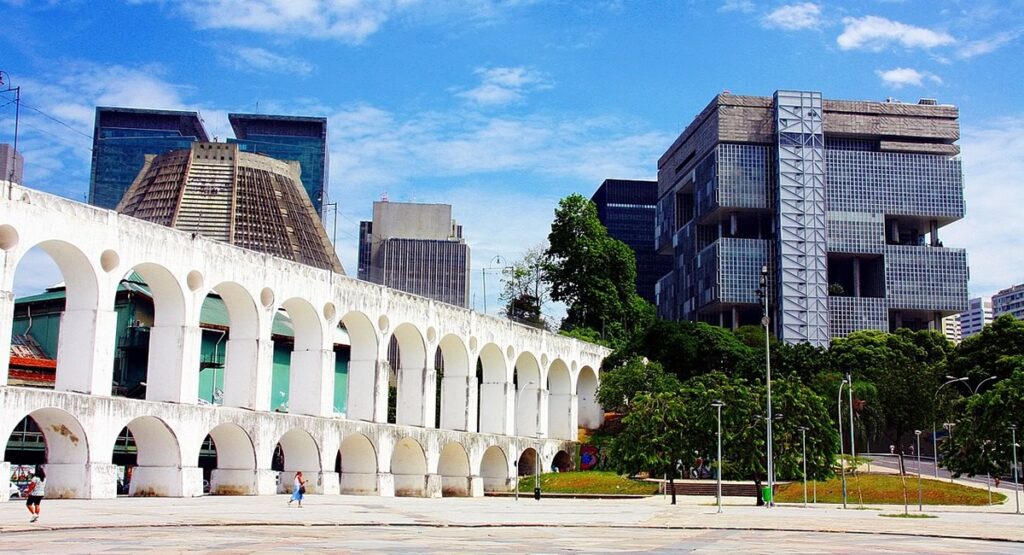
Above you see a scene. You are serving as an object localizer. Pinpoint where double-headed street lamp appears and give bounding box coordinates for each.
[712,400,725,514]
[837,376,850,509]
[755,265,775,506]
[798,426,808,508]
[933,376,968,478]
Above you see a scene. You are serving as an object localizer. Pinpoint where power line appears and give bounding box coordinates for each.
[18,101,93,140]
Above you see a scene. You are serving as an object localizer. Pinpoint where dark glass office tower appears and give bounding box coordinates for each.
[591,179,671,305]
[89,107,209,209]
[655,90,968,344]
[228,114,329,215]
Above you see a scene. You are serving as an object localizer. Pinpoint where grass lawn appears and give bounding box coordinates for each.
[515,471,659,495]
[775,473,1005,506]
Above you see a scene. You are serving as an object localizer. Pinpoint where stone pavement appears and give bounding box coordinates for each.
[2,493,1023,553]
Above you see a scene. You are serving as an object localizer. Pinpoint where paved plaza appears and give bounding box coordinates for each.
[2,493,1023,553]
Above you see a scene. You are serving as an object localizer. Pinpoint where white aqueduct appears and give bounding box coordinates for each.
[0,184,608,499]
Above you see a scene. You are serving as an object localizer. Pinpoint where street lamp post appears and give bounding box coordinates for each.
[838,377,848,509]
[480,255,508,315]
[915,430,923,511]
[846,372,859,509]
[799,426,808,508]
[756,265,775,507]
[712,400,725,514]
[1012,425,1020,515]
[944,422,957,484]
[933,377,968,478]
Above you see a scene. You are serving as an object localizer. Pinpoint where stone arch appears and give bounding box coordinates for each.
[479,445,509,493]
[577,365,602,430]
[391,323,431,427]
[280,297,330,416]
[517,447,537,477]
[514,352,542,437]
[552,450,573,472]
[477,343,509,434]
[3,408,90,498]
[275,428,322,494]
[116,416,184,497]
[338,433,378,495]
[546,359,574,440]
[341,311,380,422]
[204,282,263,410]
[202,422,256,495]
[390,436,427,497]
[437,442,471,497]
[438,333,473,431]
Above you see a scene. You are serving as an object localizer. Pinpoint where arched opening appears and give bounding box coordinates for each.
[577,366,602,430]
[3,408,90,498]
[274,428,321,494]
[437,334,472,431]
[338,433,378,495]
[547,359,573,440]
[477,343,508,434]
[391,323,430,427]
[279,298,328,416]
[200,423,256,495]
[341,311,379,423]
[552,450,573,473]
[517,448,537,479]
[390,437,427,497]
[437,443,470,497]
[9,242,107,395]
[115,416,182,496]
[480,445,509,492]
[514,353,542,437]
[198,282,262,410]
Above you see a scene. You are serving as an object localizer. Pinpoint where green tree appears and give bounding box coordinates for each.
[596,356,681,414]
[607,391,688,503]
[500,244,550,330]
[949,314,1024,383]
[606,319,753,382]
[543,194,652,343]
[942,366,1024,478]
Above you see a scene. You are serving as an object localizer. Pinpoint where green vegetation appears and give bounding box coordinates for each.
[774,473,1005,506]
[514,471,659,495]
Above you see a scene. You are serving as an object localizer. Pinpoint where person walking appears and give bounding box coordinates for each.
[25,466,45,523]
[288,471,306,508]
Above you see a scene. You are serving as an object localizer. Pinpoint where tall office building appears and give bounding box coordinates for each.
[591,179,672,305]
[89,107,210,209]
[228,114,329,215]
[357,201,470,308]
[118,142,343,273]
[942,314,962,343]
[0,143,24,184]
[958,297,993,338]
[993,284,1024,321]
[655,90,968,345]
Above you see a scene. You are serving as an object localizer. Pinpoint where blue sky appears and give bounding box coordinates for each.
[1,0,1022,317]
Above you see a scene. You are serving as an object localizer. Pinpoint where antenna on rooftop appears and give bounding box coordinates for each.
[380,192,389,203]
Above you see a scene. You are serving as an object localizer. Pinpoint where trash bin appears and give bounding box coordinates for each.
[761,486,772,505]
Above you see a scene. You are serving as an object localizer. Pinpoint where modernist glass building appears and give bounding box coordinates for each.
[655,90,968,345]
[591,179,672,305]
[89,107,210,209]
[228,114,329,215]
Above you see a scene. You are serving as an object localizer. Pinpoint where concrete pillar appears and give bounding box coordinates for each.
[425,473,442,498]
[852,258,862,298]
[731,306,739,329]
[479,381,513,435]
[129,465,203,497]
[55,308,118,395]
[537,388,549,438]
[346,358,387,423]
[222,337,274,411]
[145,324,202,404]
[469,475,484,497]
[397,366,437,428]
[320,471,340,495]
[0,289,13,386]
[889,220,900,244]
[517,385,547,437]
[288,348,336,417]
[0,462,9,503]
[930,219,939,246]
[730,212,738,236]
[377,472,395,497]
[45,462,117,499]
[547,393,576,440]
[440,374,477,432]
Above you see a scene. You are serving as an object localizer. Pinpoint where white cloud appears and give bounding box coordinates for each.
[837,15,955,51]
[456,66,551,106]
[944,117,1024,298]
[875,67,942,88]
[719,0,754,13]
[761,3,822,31]
[223,47,315,76]
[956,30,1021,59]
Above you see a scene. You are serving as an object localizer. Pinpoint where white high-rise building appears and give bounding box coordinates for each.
[958,297,993,339]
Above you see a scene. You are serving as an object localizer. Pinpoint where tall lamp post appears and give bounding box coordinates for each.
[943,422,957,484]
[480,255,507,315]
[838,376,849,509]
[799,426,808,508]
[1012,425,1020,515]
[933,376,968,478]
[915,430,923,511]
[712,400,725,514]
[756,265,775,506]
